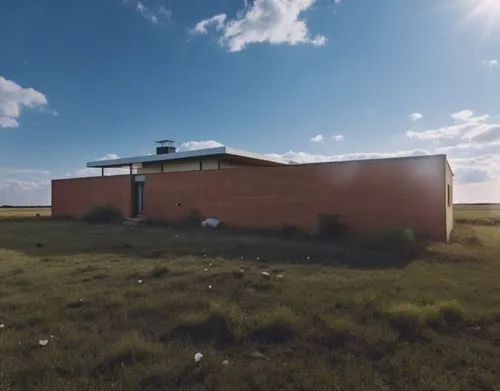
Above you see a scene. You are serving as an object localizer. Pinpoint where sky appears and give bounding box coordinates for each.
[1,0,500,205]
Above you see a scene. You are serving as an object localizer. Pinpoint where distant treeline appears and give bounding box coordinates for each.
[0,205,51,209]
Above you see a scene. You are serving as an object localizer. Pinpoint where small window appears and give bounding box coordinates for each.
[447,185,452,207]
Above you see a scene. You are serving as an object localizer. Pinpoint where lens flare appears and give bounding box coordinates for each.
[461,0,500,35]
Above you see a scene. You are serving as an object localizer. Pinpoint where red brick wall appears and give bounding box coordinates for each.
[50,156,447,240]
[144,155,447,240]
[52,175,133,218]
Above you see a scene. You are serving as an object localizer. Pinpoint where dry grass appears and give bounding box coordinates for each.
[0,207,51,219]
[454,203,500,225]
[1,217,500,390]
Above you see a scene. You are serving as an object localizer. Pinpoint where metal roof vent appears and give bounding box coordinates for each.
[155,139,177,155]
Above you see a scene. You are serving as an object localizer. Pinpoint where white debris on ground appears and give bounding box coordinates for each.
[222,360,229,365]
[240,269,245,273]
[137,279,143,284]
[39,340,49,346]
[276,274,284,280]
[201,218,220,228]
[261,271,271,279]
[250,350,269,360]
[194,352,203,363]
[208,285,213,289]
[203,268,209,272]
[0,323,4,329]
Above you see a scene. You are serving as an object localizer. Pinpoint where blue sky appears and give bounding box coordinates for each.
[1,0,499,205]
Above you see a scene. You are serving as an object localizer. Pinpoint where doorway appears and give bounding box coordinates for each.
[134,181,145,216]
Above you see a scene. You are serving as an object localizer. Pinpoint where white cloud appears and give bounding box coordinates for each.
[0,167,51,206]
[483,59,498,68]
[191,0,326,52]
[266,148,432,164]
[408,112,423,121]
[124,0,172,24]
[4,137,500,205]
[406,110,500,146]
[0,75,48,128]
[310,134,324,142]
[192,14,227,34]
[71,154,130,178]
[177,140,225,151]
[333,134,344,141]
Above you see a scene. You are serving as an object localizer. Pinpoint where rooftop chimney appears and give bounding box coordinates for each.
[155,139,177,155]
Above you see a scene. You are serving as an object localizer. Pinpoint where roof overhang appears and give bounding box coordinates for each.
[86,146,288,168]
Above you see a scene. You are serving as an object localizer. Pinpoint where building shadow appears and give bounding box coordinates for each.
[0,220,426,270]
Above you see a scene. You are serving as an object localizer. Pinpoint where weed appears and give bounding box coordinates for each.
[313,316,358,347]
[281,224,300,236]
[317,213,346,237]
[148,265,171,278]
[247,306,300,344]
[187,209,202,226]
[93,331,160,376]
[363,227,416,253]
[386,300,465,338]
[82,205,123,224]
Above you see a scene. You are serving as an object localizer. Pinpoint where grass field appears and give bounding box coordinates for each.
[1,217,500,390]
[454,204,500,224]
[0,207,51,219]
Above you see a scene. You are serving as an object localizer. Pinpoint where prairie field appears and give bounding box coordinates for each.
[0,207,51,219]
[0,213,500,391]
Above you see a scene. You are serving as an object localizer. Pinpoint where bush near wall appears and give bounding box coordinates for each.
[82,205,123,224]
[317,213,347,237]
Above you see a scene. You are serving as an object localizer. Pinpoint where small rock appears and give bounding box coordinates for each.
[276,274,284,280]
[261,271,271,279]
[49,335,55,339]
[194,352,203,363]
[209,263,213,267]
[137,279,143,284]
[0,323,4,329]
[203,268,209,272]
[208,285,213,289]
[250,350,269,360]
[222,360,229,365]
[240,269,245,273]
[39,340,49,346]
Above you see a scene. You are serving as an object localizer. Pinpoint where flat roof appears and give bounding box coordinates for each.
[86,146,288,168]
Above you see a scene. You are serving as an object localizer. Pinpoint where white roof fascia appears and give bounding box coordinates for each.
[86,147,227,168]
[86,146,287,168]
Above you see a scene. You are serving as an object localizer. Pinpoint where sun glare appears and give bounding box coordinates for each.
[461,0,500,35]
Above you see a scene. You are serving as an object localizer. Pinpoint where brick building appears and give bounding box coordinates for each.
[52,140,454,241]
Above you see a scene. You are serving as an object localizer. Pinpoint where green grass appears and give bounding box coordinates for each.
[1,219,500,390]
[454,203,500,225]
[0,207,51,219]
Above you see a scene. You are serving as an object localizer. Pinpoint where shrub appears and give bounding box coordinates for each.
[281,224,300,236]
[148,265,170,278]
[82,205,123,224]
[365,227,416,253]
[168,301,248,349]
[93,331,160,375]
[386,300,464,338]
[317,213,346,237]
[247,306,300,344]
[187,209,202,226]
[451,227,482,247]
[313,316,358,347]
